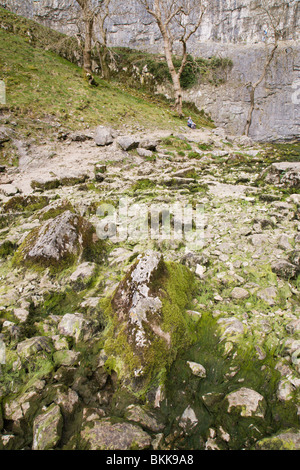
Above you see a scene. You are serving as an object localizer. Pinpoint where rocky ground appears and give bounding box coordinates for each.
[0,121,299,450]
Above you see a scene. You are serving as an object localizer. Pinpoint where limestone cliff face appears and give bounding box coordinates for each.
[179,42,300,142]
[1,0,299,141]
[1,0,299,44]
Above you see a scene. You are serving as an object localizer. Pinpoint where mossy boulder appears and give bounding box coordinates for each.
[80,418,151,450]
[260,162,300,189]
[104,251,196,395]
[13,210,104,272]
[17,336,53,359]
[255,429,300,450]
[32,404,63,450]
[3,195,49,214]
[225,387,266,418]
[124,404,165,432]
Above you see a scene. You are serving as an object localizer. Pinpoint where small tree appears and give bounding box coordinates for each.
[94,0,113,80]
[138,0,207,117]
[244,1,289,136]
[75,0,95,81]
[75,0,116,82]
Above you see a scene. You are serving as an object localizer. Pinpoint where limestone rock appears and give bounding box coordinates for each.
[13,308,29,323]
[256,287,278,306]
[32,404,63,450]
[15,210,95,269]
[271,260,298,280]
[80,419,151,450]
[4,381,46,432]
[69,262,97,288]
[277,379,295,402]
[0,184,18,196]
[0,127,10,145]
[139,139,158,151]
[218,317,246,340]
[17,336,52,359]
[107,251,194,387]
[187,361,207,378]
[69,131,93,142]
[179,406,198,431]
[31,172,88,190]
[110,251,165,373]
[94,126,115,146]
[58,313,91,343]
[231,287,249,300]
[125,405,164,432]
[137,148,153,158]
[255,430,300,450]
[226,387,265,418]
[250,234,268,247]
[54,387,80,418]
[278,234,292,251]
[117,136,139,151]
[289,250,300,269]
[53,349,80,367]
[261,162,300,189]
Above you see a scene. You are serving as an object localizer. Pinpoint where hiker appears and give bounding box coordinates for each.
[187,116,196,129]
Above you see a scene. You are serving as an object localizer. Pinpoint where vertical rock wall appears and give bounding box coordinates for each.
[0,0,299,141]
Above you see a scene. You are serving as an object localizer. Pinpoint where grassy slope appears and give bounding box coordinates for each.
[0,7,212,140]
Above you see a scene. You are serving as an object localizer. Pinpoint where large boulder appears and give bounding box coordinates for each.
[4,380,46,434]
[260,162,300,189]
[117,136,140,151]
[0,127,10,146]
[255,430,300,450]
[17,336,52,359]
[124,405,165,432]
[225,387,266,418]
[271,259,298,280]
[32,404,63,450]
[13,210,99,270]
[94,126,115,146]
[31,172,88,191]
[58,313,94,343]
[80,419,151,450]
[105,251,195,391]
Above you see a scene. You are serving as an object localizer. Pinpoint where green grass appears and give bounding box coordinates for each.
[113,47,233,89]
[0,7,213,149]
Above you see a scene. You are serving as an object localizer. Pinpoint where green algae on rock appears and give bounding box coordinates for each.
[103,251,196,396]
[12,210,106,272]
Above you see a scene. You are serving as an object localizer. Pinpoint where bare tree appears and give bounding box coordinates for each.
[75,0,95,80]
[138,0,207,116]
[75,0,109,83]
[244,1,289,136]
[94,0,112,80]
[75,0,116,82]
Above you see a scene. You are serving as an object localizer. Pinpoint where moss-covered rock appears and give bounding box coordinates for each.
[12,210,105,272]
[17,336,53,359]
[255,429,300,450]
[32,404,63,450]
[3,195,49,215]
[103,251,196,396]
[80,418,151,450]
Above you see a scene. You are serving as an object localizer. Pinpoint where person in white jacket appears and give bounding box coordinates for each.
[187,116,196,129]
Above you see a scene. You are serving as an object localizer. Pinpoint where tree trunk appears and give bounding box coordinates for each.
[96,42,110,80]
[244,86,255,137]
[244,44,278,136]
[83,16,94,78]
[162,32,183,116]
